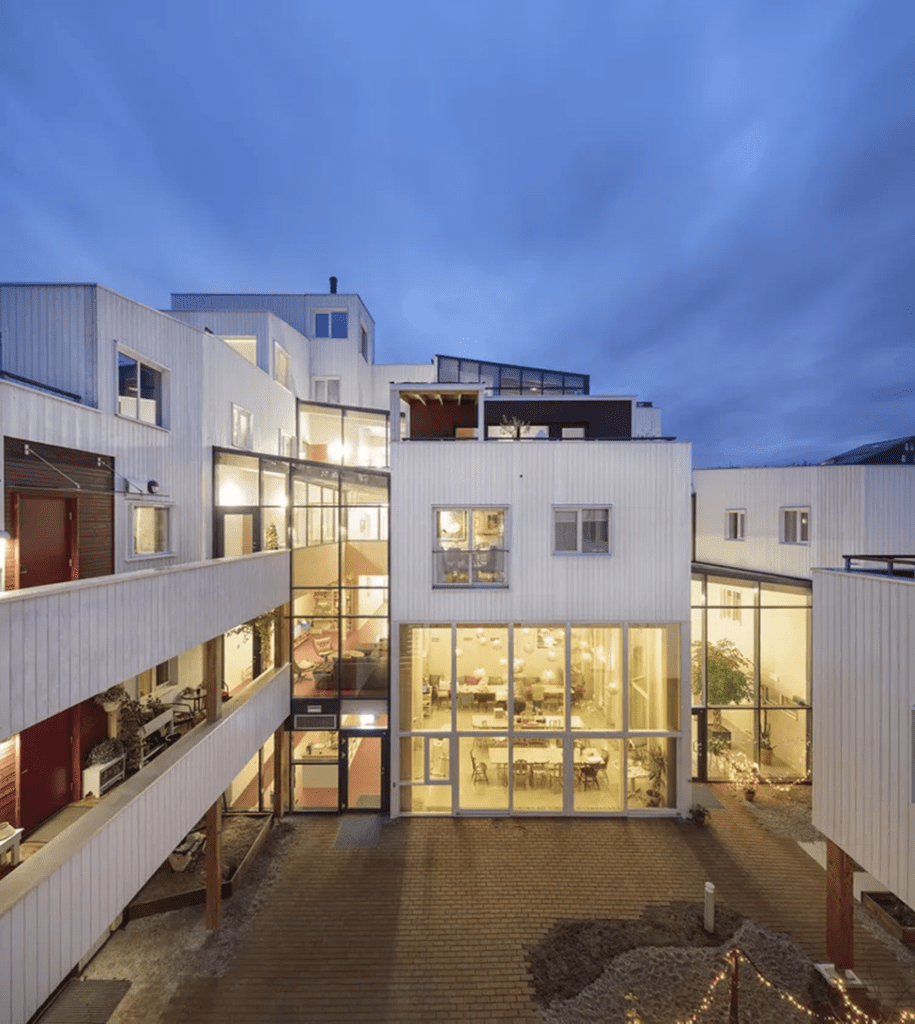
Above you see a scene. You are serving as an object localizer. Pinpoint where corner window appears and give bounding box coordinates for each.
[553,506,610,554]
[222,336,258,366]
[131,505,170,557]
[315,311,348,338]
[725,509,745,540]
[232,404,253,449]
[274,343,290,388]
[118,351,163,426]
[433,507,507,586]
[780,507,809,545]
[313,377,340,404]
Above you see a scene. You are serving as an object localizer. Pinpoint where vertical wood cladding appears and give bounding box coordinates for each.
[3,436,114,584]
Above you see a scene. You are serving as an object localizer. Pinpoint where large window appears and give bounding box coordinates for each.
[315,311,348,338]
[433,508,507,586]
[553,507,610,554]
[118,352,163,426]
[131,505,170,557]
[780,507,809,545]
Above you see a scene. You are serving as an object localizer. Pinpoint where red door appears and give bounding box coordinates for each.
[19,708,73,832]
[18,495,73,587]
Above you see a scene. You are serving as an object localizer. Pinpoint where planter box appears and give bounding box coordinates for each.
[126,814,273,921]
[861,892,915,944]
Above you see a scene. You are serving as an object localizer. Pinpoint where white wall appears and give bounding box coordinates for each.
[812,568,915,908]
[0,665,289,1024]
[391,439,692,624]
[0,550,290,742]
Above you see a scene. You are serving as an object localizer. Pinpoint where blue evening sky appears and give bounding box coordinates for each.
[2,1,913,466]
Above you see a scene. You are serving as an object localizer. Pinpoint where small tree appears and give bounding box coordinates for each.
[692,638,753,727]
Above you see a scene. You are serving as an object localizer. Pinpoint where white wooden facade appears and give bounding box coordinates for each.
[0,665,289,1024]
[391,439,692,624]
[694,466,915,578]
[0,551,289,741]
[812,568,915,909]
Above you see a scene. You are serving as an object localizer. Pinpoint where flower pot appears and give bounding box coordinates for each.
[744,788,756,802]
[101,701,122,714]
[759,748,773,766]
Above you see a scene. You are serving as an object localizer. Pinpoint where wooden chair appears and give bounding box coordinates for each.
[470,750,488,784]
[512,759,530,790]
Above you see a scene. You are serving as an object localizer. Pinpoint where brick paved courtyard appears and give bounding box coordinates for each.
[83,786,915,1023]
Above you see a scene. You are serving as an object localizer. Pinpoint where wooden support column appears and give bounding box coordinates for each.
[273,726,288,818]
[274,605,290,668]
[205,798,222,930]
[205,636,224,721]
[826,839,855,969]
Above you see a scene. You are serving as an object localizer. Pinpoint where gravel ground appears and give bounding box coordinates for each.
[535,913,839,1024]
[740,783,826,844]
[84,819,299,1023]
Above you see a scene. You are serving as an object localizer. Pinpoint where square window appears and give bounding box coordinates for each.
[314,377,340,404]
[433,507,507,586]
[553,507,611,554]
[118,350,163,426]
[132,505,169,556]
[315,311,348,338]
[725,510,745,540]
[781,507,810,545]
[232,404,253,449]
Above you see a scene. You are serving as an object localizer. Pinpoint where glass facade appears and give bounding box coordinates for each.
[298,401,388,467]
[437,355,588,395]
[398,622,682,814]
[691,572,811,780]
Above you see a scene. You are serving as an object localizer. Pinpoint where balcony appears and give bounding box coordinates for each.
[433,548,508,587]
[0,550,290,740]
[0,665,289,1024]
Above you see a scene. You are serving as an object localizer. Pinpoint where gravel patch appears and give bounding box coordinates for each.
[84,818,300,1023]
[532,907,838,1024]
[741,784,826,844]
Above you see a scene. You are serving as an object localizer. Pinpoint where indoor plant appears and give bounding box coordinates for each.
[758,722,775,766]
[692,638,754,746]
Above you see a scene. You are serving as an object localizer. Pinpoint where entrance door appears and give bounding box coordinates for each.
[692,709,707,781]
[339,731,388,812]
[20,707,72,832]
[18,495,73,587]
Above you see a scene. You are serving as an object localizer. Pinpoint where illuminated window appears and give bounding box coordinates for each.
[274,343,290,387]
[222,336,258,366]
[131,505,170,557]
[232,404,253,449]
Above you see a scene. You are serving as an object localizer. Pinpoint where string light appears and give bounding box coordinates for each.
[672,944,915,1024]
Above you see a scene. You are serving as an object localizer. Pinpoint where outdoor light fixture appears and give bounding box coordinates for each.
[147,480,159,494]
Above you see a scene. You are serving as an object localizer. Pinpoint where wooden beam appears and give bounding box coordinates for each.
[205,635,224,721]
[826,839,855,969]
[205,798,222,930]
[273,726,287,818]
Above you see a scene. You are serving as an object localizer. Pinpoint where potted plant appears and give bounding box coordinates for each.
[692,639,753,748]
[726,751,760,801]
[758,722,774,766]
[94,684,128,714]
[645,745,668,808]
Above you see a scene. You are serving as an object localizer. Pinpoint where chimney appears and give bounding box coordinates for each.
[329,276,337,294]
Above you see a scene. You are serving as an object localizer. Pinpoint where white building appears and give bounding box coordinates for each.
[0,279,691,1021]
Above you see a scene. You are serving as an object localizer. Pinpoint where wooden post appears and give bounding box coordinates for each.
[205,798,222,930]
[205,636,224,721]
[274,605,290,669]
[273,726,287,818]
[826,839,855,968]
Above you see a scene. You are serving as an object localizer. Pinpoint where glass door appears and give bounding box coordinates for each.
[339,731,388,812]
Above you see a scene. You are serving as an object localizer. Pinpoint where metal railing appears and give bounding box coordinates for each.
[433,547,508,586]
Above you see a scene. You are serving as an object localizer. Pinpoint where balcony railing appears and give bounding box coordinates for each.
[433,548,508,587]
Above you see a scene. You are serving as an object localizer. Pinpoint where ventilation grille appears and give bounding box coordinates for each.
[294,714,337,731]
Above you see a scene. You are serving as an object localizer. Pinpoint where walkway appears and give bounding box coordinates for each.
[95,787,915,1023]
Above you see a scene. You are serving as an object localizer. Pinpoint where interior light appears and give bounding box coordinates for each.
[360,714,374,726]
[219,481,242,506]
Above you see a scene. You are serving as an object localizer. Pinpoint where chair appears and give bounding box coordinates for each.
[579,763,600,790]
[470,751,488,784]
[543,693,563,715]
[598,750,612,785]
[530,762,551,789]
[512,759,530,789]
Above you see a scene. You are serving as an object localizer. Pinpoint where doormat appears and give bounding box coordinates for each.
[37,979,131,1023]
[334,815,382,848]
[29,805,94,844]
[691,784,725,810]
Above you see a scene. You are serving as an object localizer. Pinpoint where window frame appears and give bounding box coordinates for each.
[128,503,172,560]
[780,506,810,546]
[314,310,349,339]
[274,342,290,388]
[725,509,746,541]
[232,404,254,449]
[432,506,509,588]
[117,347,166,428]
[313,377,341,404]
[552,505,612,555]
